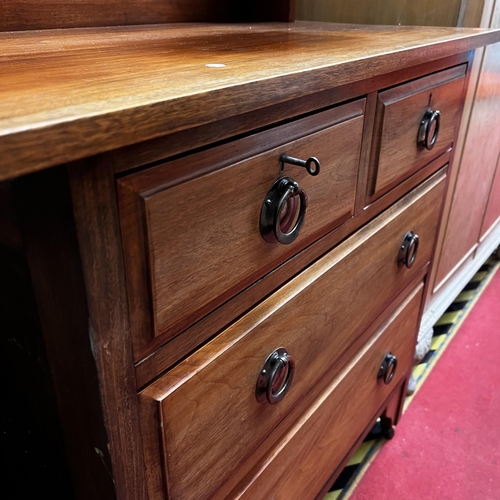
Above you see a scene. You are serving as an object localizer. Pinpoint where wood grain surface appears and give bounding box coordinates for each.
[118,100,364,358]
[68,157,147,500]
[296,0,465,27]
[368,65,466,200]
[234,284,423,500]
[0,22,499,181]
[433,6,500,289]
[135,155,450,387]
[140,171,445,500]
[296,0,489,28]
[112,52,468,173]
[481,152,500,238]
[0,0,295,31]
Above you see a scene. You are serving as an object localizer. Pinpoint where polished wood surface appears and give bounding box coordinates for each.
[212,271,425,500]
[0,22,498,181]
[140,172,445,500]
[422,0,500,305]
[2,15,496,499]
[297,0,488,28]
[113,53,469,174]
[134,156,451,389]
[477,6,500,240]
[68,158,147,500]
[118,100,364,358]
[297,0,470,27]
[233,284,423,500]
[481,152,500,238]
[424,48,480,305]
[0,0,295,31]
[134,154,451,387]
[463,0,490,27]
[368,65,466,200]
[433,9,500,289]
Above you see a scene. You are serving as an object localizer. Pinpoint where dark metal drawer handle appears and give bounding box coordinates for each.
[378,353,398,385]
[280,153,321,176]
[398,231,419,269]
[256,347,295,405]
[260,177,308,245]
[418,108,441,151]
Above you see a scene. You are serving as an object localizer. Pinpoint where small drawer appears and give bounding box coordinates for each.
[368,64,466,200]
[139,170,446,500]
[118,100,365,358]
[235,283,423,500]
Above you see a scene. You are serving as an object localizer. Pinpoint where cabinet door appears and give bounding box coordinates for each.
[296,0,464,27]
[481,152,500,239]
[433,31,500,289]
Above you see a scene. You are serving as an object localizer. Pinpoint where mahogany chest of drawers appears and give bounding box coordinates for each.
[1,22,499,500]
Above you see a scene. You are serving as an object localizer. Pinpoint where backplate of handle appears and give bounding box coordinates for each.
[256,347,295,405]
[398,231,419,269]
[260,177,308,245]
[378,353,398,385]
[418,108,441,151]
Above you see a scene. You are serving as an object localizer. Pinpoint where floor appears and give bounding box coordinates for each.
[324,254,500,500]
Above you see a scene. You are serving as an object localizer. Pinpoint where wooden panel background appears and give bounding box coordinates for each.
[0,0,294,31]
[296,0,484,28]
[297,0,460,27]
[481,152,500,238]
[432,0,500,289]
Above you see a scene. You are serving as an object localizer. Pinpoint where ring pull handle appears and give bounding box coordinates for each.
[280,153,321,176]
[418,108,441,151]
[256,347,295,405]
[378,353,398,385]
[398,231,420,269]
[260,177,308,245]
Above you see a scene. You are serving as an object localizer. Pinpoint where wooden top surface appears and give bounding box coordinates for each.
[1,22,499,180]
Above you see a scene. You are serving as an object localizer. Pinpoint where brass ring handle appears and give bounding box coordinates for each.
[398,231,420,269]
[378,353,398,385]
[256,347,295,405]
[260,177,308,245]
[418,108,441,151]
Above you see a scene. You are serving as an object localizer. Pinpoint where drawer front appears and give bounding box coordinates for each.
[141,170,446,500]
[236,283,423,500]
[118,100,365,357]
[369,65,466,199]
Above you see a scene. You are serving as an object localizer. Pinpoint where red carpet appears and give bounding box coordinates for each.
[350,270,500,500]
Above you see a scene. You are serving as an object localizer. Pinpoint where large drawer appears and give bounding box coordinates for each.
[368,64,466,200]
[235,283,423,500]
[140,170,446,500]
[118,100,365,358]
